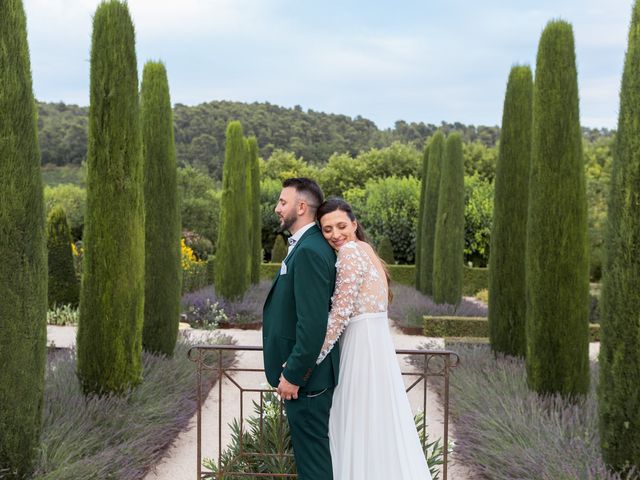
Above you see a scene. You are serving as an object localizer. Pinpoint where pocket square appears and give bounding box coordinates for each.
[280,262,288,275]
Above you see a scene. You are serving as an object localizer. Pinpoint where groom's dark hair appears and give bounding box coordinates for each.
[282,177,324,214]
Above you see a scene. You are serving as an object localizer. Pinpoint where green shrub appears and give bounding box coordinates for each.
[0,0,48,475]
[44,183,86,240]
[474,288,489,304]
[47,304,79,326]
[260,262,281,280]
[344,176,420,264]
[599,0,640,470]
[388,264,415,285]
[77,0,145,395]
[182,262,208,294]
[215,121,250,300]
[526,20,589,397]
[47,206,79,308]
[424,316,489,337]
[260,178,283,262]
[462,267,488,295]
[206,256,216,285]
[178,166,220,246]
[489,65,533,358]
[433,133,465,305]
[426,316,599,342]
[464,174,494,267]
[377,235,395,264]
[271,234,287,263]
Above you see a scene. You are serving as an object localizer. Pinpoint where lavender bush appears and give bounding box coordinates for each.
[182,280,271,327]
[389,284,488,328]
[32,333,234,479]
[418,344,638,480]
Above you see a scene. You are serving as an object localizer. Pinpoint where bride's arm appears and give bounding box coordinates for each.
[316,242,368,364]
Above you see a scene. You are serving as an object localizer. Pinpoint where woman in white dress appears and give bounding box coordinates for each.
[315,198,432,480]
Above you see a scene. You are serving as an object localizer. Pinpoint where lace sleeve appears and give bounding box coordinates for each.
[316,242,368,364]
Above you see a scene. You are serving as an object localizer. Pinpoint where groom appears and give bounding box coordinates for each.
[262,177,339,480]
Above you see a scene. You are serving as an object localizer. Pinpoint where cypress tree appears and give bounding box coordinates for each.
[378,236,395,264]
[47,206,79,308]
[0,0,47,476]
[488,65,533,357]
[141,61,181,356]
[215,121,250,300]
[433,133,465,305]
[415,143,429,290]
[599,0,640,470]
[247,136,262,284]
[526,20,589,396]
[77,0,145,395]
[419,131,445,296]
[271,235,288,264]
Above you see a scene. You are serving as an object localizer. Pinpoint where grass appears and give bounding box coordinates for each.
[412,344,638,480]
[31,332,234,479]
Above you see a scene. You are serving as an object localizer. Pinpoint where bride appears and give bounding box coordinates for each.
[315,198,432,480]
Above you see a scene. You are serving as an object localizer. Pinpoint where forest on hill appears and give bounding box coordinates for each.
[37,100,613,179]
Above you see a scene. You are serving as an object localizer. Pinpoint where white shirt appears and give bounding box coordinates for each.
[286,222,316,257]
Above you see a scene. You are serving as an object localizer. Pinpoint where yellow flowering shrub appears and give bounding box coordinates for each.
[182,238,207,293]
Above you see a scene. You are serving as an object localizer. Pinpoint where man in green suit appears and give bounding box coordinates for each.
[263,178,339,480]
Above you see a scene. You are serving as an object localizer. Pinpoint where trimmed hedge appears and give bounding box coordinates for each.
[254,263,488,293]
[388,265,416,286]
[462,267,489,296]
[426,316,601,342]
[424,316,489,338]
[203,262,489,297]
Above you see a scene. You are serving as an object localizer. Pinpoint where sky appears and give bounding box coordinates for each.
[23,0,631,130]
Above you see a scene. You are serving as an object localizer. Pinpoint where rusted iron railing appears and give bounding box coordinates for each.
[188,345,459,479]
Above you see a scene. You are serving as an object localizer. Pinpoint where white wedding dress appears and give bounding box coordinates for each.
[317,241,432,480]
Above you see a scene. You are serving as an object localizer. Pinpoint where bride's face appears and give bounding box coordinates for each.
[320,210,358,250]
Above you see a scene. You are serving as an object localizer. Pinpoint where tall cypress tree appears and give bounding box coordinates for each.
[415,142,429,290]
[599,0,640,470]
[419,131,445,296]
[141,61,181,356]
[0,0,47,476]
[47,206,79,308]
[247,136,262,284]
[215,121,249,300]
[433,132,465,305]
[526,20,589,396]
[489,65,533,357]
[271,235,288,264]
[77,0,145,394]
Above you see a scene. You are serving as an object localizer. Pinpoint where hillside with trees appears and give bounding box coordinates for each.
[37,99,614,175]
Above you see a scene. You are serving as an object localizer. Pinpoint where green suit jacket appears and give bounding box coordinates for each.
[262,224,339,392]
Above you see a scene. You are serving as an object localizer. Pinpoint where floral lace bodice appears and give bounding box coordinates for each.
[316,241,388,363]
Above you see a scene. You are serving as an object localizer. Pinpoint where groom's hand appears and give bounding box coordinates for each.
[277,374,300,400]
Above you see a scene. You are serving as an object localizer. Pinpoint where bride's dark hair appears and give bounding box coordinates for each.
[316,197,393,303]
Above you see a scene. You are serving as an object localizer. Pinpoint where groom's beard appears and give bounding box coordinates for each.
[278,211,297,233]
